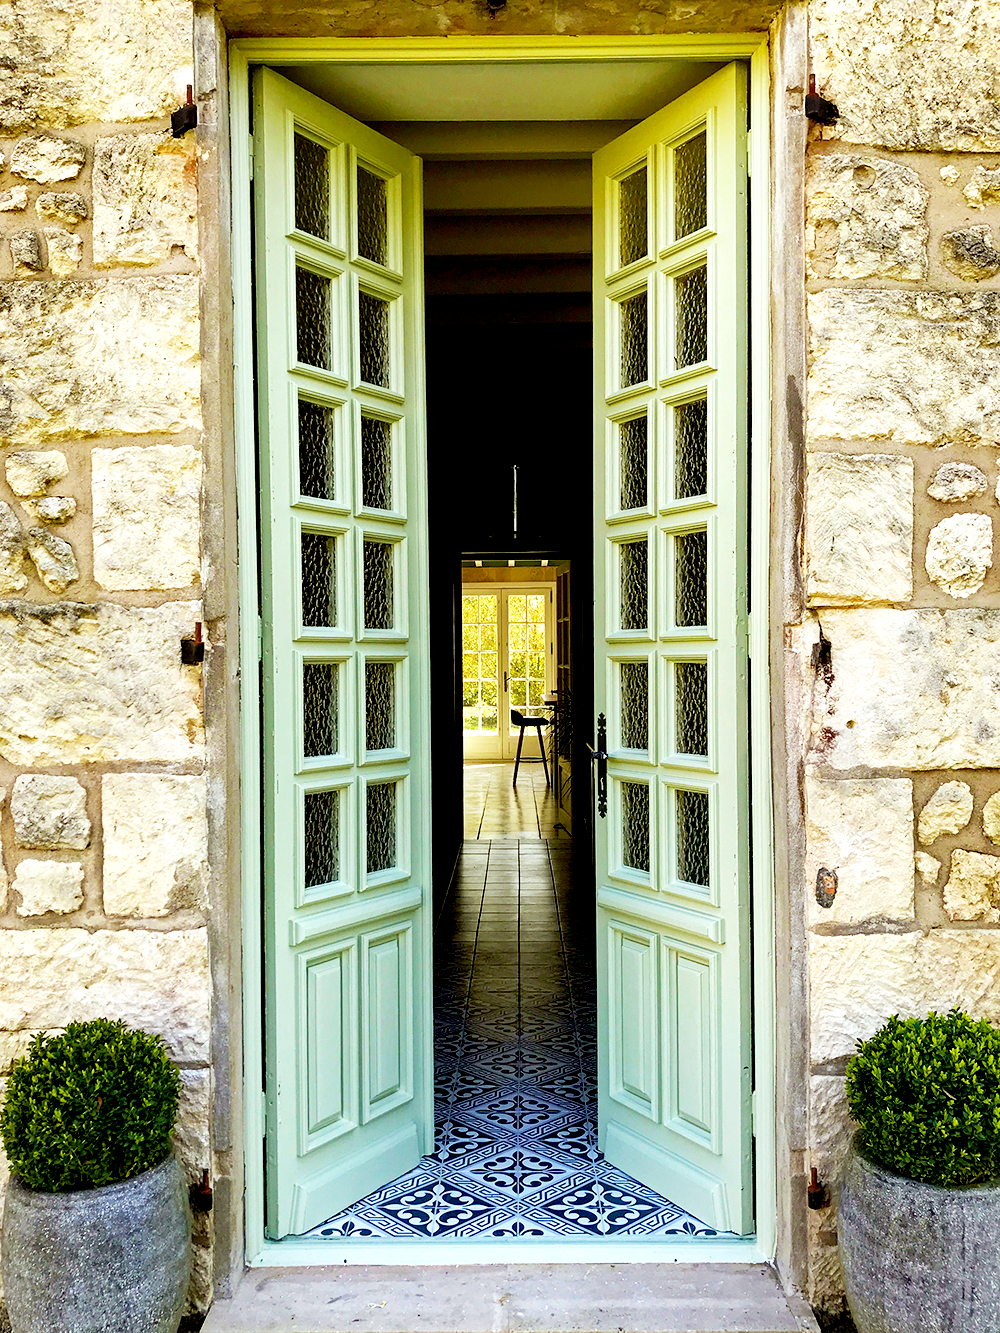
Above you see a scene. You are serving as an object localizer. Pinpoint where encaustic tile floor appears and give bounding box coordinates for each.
[308,764,719,1240]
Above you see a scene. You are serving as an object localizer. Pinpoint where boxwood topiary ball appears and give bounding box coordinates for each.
[0,1019,181,1193]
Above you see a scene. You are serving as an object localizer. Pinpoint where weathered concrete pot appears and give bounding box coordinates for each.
[1,1153,191,1333]
[838,1136,1000,1333]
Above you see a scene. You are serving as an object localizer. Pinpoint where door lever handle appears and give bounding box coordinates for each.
[587,713,608,819]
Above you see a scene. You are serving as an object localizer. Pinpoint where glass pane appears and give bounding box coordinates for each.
[674,131,708,240]
[619,540,648,632]
[298,400,336,502]
[366,781,397,874]
[676,788,710,887]
[674,398,708,500]
[621,781,650,874]
[304,788,339,888]
[357,166,389,268]
[359,291,391,389]
[619,293,648,389]
[301,533,336,628]
[294,134,330,241]
[619,416,648,511]
[618,166,648,268]
[303,662,339,758]
[361,416,392,511]
[365,660,396,751]
[620,661,648,751]
[363,538,394,630]
[674,531,708,629]
[675,265,708,369]
[506,591,547,733]
[675,661,708,757]
[296,268,331,371]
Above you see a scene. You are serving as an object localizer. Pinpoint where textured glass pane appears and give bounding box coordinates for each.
[675,266,708,369]
[361,416,392,511]
[621,781,650,874]
[365,661,396,751]
[303,662,339,758]
[299,400,336,501]
[301,533,337,628]
[619,416,648,511]
[620,661,648,751]
[619,166,648,269]
[619,293,648,389]
[304,789,339,888]
[296,268,331,371]
[366,781,397,874]
[674,131,708,240]
[619,540,648,632]
[359,291,391,389]
[674,398,708,500]
[357,166,388,267]
[676,788,710,887]
[363,539,394,630]
[294,134,330,241]
[675,661,708,757]
[674,530,708,629]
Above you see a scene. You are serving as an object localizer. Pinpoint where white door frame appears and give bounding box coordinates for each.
[229,33,774,1268]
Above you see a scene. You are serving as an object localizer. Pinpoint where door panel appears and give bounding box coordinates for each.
[254,68,432,1238]
[593,64,752,1235]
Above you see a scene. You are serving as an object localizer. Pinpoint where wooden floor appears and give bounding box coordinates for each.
[463,761,569,841]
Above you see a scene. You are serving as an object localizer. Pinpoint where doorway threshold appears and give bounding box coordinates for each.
[203,1260,819,1333]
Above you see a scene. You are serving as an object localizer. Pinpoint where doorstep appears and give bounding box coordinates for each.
[201,1263,819,1333]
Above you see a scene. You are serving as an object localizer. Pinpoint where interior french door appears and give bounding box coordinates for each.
[253,68,432,1238]
[592,64,753,1234]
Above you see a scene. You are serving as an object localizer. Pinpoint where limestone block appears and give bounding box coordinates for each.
[917,780,974,845]
[36,193,87,225]
[810,930,1000,1064]
[14,859,84,916]
[92,444,201,591]
[0,0,193,133]
[915,851,941,886]
[806,776,914,926]
[0,928,209,1062]
[927,462,988,502]
[20,496,76,524]
[817,608,1000,770]
[941,226,1000,282]
[9,135,85,183]
[25,528,79,594]
[808,290,1000,448]
[5,450,68,497]
[964,167,1000,210]
[0,502,27,595]
[943,850,1000,923]
[0,188,28,212]
[42,227,82,279]
[0,600,204,765]
[811,1075,854,1181]
[174,1068,210,1184]
[983,791,1000,844]
[102,774,208,917]
[925,513,993,598]
[11,775,89,850]
[93,133,198,268]
[0,278,202,447]
[805,453,913,605]
[10,231,43,273]
[940,165,961,187]
[806,155,927,281]
[809,0,1000,151]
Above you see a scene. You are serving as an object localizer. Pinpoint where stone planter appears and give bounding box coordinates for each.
[1,1153,191,1333]
[838,1136,1000,1333]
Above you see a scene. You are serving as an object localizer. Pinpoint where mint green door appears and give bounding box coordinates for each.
[592,65,753,1234]
[253,68,432,1238]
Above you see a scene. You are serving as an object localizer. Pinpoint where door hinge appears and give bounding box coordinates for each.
[750,1089,758,1137]
[260,1087,268,1137]
[257,615,263,661]
[248,133,255,181]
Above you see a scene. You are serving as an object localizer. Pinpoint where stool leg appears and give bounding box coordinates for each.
[536,724,550,786]
[513,724,525,786]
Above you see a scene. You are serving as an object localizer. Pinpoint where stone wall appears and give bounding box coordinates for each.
[0,0,213,1314]
[803,0,1000,1309]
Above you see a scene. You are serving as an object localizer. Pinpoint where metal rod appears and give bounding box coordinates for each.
[512,465,518,539]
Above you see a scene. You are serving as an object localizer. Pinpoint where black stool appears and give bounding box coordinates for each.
[511,708,550,787]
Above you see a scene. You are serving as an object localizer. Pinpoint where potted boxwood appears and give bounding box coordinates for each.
[838,1009,1000,1333]
[1,1019,191,1333]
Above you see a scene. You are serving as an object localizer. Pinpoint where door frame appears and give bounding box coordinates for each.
[229,33,775,1268]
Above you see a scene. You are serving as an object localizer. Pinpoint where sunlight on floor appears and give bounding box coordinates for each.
[463,761,569,841]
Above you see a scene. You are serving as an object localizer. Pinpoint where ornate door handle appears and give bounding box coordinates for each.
[586,713,608,819]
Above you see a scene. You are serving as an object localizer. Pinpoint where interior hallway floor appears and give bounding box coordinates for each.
[308,764,718,1240]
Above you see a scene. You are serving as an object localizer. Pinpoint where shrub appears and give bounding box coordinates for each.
[1,1019,181,1193]
[846,1009,1000,1188]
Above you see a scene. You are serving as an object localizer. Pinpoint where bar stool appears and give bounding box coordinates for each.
[511,708,550,787]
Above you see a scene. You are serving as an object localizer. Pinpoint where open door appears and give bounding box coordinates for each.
[592,64,753,1235]
[253,69,432,1238]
